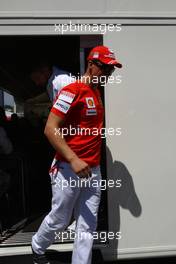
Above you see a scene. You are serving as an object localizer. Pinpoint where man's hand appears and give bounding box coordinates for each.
[70,157,91,179]
[44,112,91,179]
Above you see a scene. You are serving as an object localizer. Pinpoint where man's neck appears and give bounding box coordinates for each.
[81,74,98,89]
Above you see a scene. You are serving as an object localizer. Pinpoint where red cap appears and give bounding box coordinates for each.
[87,46,122,68]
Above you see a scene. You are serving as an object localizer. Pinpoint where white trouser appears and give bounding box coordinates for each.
[32,159,101,264]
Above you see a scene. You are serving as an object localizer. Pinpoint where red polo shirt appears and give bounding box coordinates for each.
[51,80,104,167]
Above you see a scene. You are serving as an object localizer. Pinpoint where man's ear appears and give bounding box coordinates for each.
[88,60,93,67]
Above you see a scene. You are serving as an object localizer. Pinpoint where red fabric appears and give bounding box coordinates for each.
[51,81,104,167]
[87,45,122,68]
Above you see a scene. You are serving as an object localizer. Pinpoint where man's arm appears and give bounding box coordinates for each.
[44,112,91,178]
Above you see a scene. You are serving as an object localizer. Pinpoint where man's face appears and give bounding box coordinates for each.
[91,60,115,84]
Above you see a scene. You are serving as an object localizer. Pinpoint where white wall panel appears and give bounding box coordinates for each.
[1,0,176,17]
[104,26,176,259]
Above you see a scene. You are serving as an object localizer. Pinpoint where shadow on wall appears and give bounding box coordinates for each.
[106,146,142,257]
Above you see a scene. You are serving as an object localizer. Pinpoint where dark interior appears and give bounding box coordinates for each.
[0,36,80,100]
[0,35,108,246]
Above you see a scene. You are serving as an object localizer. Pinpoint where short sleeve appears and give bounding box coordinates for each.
[51,82,79,119]
[52,74,75,102]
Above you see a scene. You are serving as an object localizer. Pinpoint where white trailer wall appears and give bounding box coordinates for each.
[0,0,176,17]
[104,25,176,260]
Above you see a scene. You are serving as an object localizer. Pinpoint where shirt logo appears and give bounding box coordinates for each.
[86,109,97,116]
[58,91,75,104]
[85,97,95,108]
[53,99,71,114]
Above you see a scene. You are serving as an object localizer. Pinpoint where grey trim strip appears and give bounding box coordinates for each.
[0,16,176,20]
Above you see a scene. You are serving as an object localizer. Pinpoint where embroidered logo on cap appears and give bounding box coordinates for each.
[92,52,99,59]
[104,53,115,59]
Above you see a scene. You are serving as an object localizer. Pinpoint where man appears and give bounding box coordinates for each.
[0,106,13,155]
[31,46,122,264]
[0,107,13,232]
[30,63,74,103]
[0,126,13,155]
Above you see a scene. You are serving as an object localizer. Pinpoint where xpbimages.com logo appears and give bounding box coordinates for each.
[60,73,122,86]
[55,230,122,243]
[54,126,122,139]
[54,21,122,34]
[52,178,122,191]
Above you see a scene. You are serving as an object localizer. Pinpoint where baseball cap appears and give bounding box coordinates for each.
[87,46,122,68]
